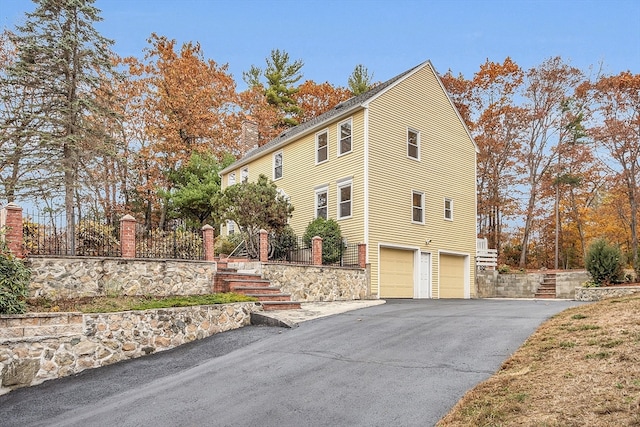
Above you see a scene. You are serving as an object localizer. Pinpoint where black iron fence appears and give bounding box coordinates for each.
[267,235,313,265]
[266,233,360,267]
[24,211,121,257]
[135,220,204,260]
[23,212,203,260]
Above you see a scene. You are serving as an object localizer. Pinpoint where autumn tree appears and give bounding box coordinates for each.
[517,57,583,268]
[348,64,374,95]
[131,34,241,228]
[243,49,304,128]
[441,58,525,256]
[293,80,352,124]
[581,71,640,274]
[1,0,118,254]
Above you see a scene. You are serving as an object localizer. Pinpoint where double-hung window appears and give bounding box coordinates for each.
[241,167,249,183]
[316,130,328,164]
[408,128,420,160]
[444,198,453,221]
[337,179,352,219]
[315,186,328,219]
[228,172,236,186]
[412,190,424,224]
[273,151,283,180]
[338,119,352,156]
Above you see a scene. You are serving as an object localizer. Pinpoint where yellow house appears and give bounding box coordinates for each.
[220,60,478,299]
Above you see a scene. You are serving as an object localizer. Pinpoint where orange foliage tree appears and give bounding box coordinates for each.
[580,71,640,274]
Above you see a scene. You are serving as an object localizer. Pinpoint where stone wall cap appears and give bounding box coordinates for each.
[120,214,136,221]
[201,224,214,230]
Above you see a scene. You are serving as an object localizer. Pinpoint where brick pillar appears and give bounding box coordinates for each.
[259,229,268,262]
[119,215,136,258]
[312,236,323,266]
[201,224,215,261]
[3,203,23,258]
[358,243,367,268]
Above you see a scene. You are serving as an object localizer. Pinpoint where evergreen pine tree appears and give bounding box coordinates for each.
[2,0,118,254]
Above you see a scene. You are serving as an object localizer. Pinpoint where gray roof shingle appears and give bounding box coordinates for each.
[221,61,428,173]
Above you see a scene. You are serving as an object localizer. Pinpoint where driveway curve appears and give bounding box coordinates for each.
[0,299,582,426]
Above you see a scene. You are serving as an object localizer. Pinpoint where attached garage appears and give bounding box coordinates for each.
[439,254,466,298]
[379,247,415,298]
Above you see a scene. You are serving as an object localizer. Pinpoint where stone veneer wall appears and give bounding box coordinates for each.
[260,263,370,302]
[574,286,640,302]
[27,256,216,299]
[0,302,258,395]
[476,270,590,299]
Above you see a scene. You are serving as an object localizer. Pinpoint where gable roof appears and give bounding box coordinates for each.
[221,60,476,174]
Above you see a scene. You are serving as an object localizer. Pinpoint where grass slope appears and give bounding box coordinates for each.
[438,296,640,427]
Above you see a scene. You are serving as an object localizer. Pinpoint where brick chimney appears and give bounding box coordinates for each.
[242,120,259,151]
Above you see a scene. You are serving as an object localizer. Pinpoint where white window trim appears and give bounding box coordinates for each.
[273,150,283,180]
[228,172,236,186]
[315,185,329,219]
[337,178,353,220]
[241,167,249,183]
[407,127,420,161]
[412,190,425,224]
[337,118,353,157]
[444,197,454,221]
[316,129,329,165]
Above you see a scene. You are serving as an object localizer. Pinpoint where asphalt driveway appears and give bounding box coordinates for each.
[0,299,582,426]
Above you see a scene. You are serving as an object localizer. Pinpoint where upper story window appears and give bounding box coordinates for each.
[412,190,424,224]
[228,172,236,186]
[338,118,352,156]
[444,198,453,221]
[273,151,283,180]
[337,179,352,219]
[241,167,249,183]
[316,130,328,164]
[315,186,328,219]
[408,128,420,160]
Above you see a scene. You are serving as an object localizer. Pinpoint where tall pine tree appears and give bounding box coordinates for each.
[2,0,118,254]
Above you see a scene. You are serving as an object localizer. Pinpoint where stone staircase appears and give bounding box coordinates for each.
[214,264,300,311]
[535,273,557,299]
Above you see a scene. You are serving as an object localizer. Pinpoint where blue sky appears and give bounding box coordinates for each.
[1,0,638,89]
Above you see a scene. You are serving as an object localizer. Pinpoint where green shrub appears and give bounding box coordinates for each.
[585,238,624,285]
[0,240,31,314]
[270,225,298,260]
[303,218,343,264]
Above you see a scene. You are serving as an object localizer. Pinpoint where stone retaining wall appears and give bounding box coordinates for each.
[226,261,370,302]
[0,302,258,395]
[574,286,640,302]
[27,256,216,299]
[262,263,370,301]
[477,270,590,299]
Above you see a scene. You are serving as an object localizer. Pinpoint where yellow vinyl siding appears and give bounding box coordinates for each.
[366,63,476,298]
[222,110,367,247]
